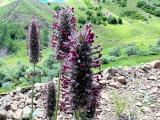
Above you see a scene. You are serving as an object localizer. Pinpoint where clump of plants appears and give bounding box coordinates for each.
[137,1,160,17]
[121,10,147,21]
[112,0,127,7]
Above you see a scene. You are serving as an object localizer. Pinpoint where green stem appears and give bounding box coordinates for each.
[30,63,36,120]
[54,62,62,120]
[74,110,80,120]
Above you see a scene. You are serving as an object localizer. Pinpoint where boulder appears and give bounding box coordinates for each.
[108,81,119,89]
[107,68,117,76]
[0,110,7,120]
[22,106,31,119]
[117,76,127,85]
[152,60,160,69]
[13,109,23,120]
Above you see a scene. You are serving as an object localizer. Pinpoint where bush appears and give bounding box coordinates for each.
[156,39,160,46]
[0,59,4,67]
[117,18,123,24]
[102,56,110,64]
[137,1,160,17]
[41,28,49,47]
[86,10,93,16]
[151,45,160,52]
[97,11,103,17]
[42,53,60,78]
[121,10,147,21]
[78,17,86,24]
[53,5,61,11]
[124,45,139,56]
[108,47,121,57]
[108,16,117,24]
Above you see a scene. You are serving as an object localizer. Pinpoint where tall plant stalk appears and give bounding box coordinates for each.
[54,63,62,120]
[28,18,40,120]
[30,63,36,120]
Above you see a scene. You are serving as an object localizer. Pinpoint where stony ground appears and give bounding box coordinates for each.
[0,61,160,120]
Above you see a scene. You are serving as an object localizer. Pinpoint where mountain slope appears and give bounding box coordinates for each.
[0,0,53,28]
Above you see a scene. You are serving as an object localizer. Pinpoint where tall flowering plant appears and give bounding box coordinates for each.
[51,7,77,120]
[28,18,41,120]
[46,81,56,120]
[60,24,103,119]
[51,7,76,60]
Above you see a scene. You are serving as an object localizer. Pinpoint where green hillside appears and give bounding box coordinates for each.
[63,0,160,67]
[0,0,160,67]
[0,0,53,27]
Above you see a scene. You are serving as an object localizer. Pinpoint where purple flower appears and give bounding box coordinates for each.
[28,18,41,64]
[51,7,77,60]
[60,23,103,118]
[46,81,56,120]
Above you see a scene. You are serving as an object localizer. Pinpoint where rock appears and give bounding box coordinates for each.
[142,107,151,113]
[148,75,156,81]
[4,104,11,111]
[13,109,23,120]
[99,79,107,85]
[0,110,7,120]
[34,83,42,92]
[136,102,143,107]
[150,87,158,94]
[33,108,44,118]
[156,112,160,117]
[116,76,126,85]
[11,103,17,111]
[22,106,31,119]
[107,68,117,76]
[8,110,14,117]
[108,81,119,89]
[19,101,25,108]
[16,87,22,93]
[152,60,160,69]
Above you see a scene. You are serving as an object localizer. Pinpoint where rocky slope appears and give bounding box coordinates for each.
[0,61,160,120]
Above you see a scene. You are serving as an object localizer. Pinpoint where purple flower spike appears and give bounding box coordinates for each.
[51,7,77,60]
[28,18,41,64]
[60,23,103,118]
[46,81,56,120]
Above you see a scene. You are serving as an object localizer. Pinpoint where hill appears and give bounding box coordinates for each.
[62,0,160,67]
[0,0,53,28]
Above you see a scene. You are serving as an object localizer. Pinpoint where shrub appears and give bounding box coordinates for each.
[151,45,160,52]
[78,17,86,24]
[42,53,60,78]
[156,39,160,46]
[137,1,160,17]
[53,5,61,11]
[41,28,49,47]
[124,45,139,56]
[108,47,121,57]
[121,10,147,21]
[86,10,93,16]
[102,55,110,64]
[102,16,107,21]
[108,16,117,24]
[97,11,103,17]
[117,18,123,24]
[0,59,4,66]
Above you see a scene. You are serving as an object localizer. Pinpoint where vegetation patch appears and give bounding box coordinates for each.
[137,1,160,17]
